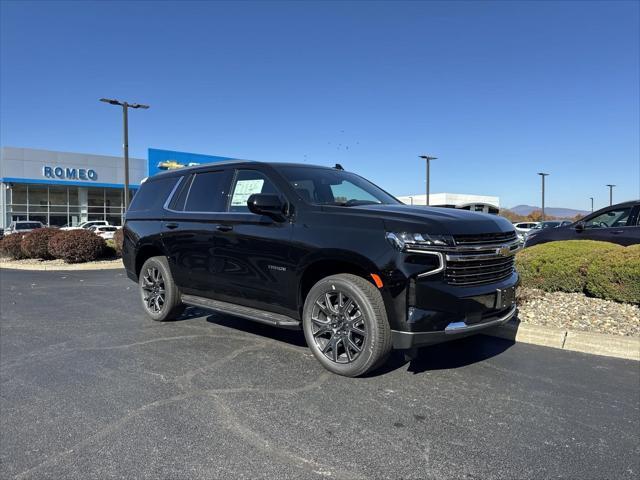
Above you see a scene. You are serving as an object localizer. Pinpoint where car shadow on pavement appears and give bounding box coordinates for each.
[203,312,308,348]
[176,308,515,376]
[401,335,515,375]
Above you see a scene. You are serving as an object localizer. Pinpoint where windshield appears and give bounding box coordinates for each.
[276,166,400,206]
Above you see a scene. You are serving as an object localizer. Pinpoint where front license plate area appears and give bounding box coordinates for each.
[496,287,516,309]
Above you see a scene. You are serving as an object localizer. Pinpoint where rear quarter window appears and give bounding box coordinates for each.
[128,176,179,212]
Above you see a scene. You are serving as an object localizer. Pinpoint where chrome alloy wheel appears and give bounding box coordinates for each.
[311,291,367,364]
[141,266,166,314]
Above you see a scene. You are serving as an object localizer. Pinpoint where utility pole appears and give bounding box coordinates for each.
[99,98,150,212]
[606,184,615,206]
[419,155,437,206]
[537,172,549,220]
[590,197,594,213]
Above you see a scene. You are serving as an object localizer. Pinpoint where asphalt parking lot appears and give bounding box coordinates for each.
[1,269,638,479]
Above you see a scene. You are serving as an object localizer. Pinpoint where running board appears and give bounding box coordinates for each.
[181,294,301,330]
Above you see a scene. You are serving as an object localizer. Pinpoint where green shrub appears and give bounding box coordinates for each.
[113,228,124,256]
[20,228,59,260]
[516,240,619,293]
[586,244,640,304]
[0,234,29,260]
[48,230,106,263]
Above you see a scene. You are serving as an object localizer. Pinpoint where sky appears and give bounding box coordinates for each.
[1,0,638,211]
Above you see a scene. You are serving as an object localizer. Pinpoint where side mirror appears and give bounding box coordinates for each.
[247,194,286,220]
[575,222,585,233]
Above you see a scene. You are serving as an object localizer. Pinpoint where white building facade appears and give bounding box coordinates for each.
[396,192,500,214]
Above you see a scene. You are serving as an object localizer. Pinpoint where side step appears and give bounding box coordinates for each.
[181,294,301,330]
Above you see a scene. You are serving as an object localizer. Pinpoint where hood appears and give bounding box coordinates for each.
[322,204,514,235]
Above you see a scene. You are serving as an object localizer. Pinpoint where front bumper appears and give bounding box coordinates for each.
[391,305,517,349]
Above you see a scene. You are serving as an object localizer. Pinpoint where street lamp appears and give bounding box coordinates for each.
[606,184,615,206]
[590,197,594,213]
[99,98,149,212]
[537,172,549,221]
[419,155,437,206]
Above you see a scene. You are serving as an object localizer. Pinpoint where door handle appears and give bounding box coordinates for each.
[216,225,233,232]
[611,230,624,234]
[165,222,179,230]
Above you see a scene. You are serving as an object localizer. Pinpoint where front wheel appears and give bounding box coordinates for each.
[302,274,392,377]
[139,256,184,321]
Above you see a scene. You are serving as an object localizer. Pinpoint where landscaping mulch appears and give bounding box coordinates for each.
[0,257,123,270]
[517,287,640,337]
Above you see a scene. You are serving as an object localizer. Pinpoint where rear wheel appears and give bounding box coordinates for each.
[302,274,392,377]
[139,256,184,321]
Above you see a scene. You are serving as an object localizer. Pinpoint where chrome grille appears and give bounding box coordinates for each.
[445,255,515,286]
[444,232,519,286]
[453,231,517,246]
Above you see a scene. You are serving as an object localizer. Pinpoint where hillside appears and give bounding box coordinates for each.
[509,204,590,219]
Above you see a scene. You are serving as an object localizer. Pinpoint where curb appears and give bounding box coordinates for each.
[484,320,640,362]
[0,261,124,271]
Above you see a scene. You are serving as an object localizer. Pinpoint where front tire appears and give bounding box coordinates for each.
[139,256,184,321]
[302,274,392,377]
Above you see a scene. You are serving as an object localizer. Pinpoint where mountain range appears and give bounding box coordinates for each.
[507,205,590,218]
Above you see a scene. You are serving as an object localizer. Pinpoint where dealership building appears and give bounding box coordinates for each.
[0,146,233,229]
[396,193,500,214]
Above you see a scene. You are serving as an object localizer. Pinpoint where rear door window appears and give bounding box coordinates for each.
[184,170,231,212]
[169,175,192,211]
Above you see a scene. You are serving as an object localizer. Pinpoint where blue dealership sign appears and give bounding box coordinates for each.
[43,166,98,181]
[148,148,238,177]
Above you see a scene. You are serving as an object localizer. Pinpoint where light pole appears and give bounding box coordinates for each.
[590,197,594,213]
[419,155,437,206]
[606,184,615,206]
[537,172,549,220]
[100,98,149,211]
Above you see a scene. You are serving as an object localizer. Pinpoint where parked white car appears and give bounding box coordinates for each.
[60,220,111,231]
[3,221,44,236]
[513,221,540,239]
[89,225,120,240]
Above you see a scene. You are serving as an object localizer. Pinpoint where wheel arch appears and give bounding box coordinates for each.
[297,252,381,316]
[135,243,166,278]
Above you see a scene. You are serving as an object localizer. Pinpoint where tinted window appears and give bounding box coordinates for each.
[16,222,41,230]
[229,170,280,212]
[128,176,179,212]
[585,208,632,228]
[184,170,230,212]
[169,175,192,211]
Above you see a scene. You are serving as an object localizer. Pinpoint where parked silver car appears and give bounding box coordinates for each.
[3,221,44,236]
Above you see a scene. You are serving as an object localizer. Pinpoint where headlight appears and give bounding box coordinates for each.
[385,232,453,251]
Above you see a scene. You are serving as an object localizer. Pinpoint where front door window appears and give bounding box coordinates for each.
[584,208,631,229]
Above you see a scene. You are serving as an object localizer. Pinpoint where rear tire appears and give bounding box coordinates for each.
[302,274,392,377]
[139,256,184,321]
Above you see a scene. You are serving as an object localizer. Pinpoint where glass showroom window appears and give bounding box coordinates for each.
[6,184,128,226]
[7,184,28,221]
[49,185,69,227]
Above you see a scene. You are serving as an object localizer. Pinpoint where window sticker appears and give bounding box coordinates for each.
[231,179,264,206]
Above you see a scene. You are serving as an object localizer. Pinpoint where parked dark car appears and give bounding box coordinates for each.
[524,200,640,247]
[123,161,520,376]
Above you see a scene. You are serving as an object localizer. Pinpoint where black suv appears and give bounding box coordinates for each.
[123,162,520,376]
